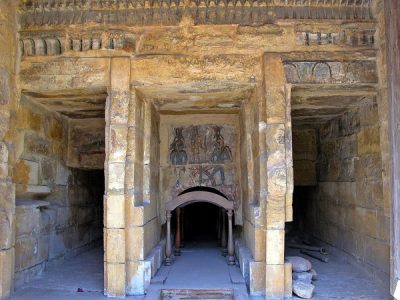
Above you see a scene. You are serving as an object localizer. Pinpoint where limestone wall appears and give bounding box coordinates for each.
[12,103,104,287]
[0,1,17,298]
[312,97,389,285]
[293,128,317,186]
[67,118,105,170]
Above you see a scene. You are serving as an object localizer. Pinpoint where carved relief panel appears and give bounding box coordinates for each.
[160,114,241,223]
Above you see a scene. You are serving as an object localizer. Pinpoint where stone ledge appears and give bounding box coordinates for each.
[16,200,50,210]
[16,185,51,198]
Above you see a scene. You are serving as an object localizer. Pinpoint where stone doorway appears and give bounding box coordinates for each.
[166,187,235,266]
[13,89,107,291]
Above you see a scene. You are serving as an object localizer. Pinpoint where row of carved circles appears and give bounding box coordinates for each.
[19,35,125,56]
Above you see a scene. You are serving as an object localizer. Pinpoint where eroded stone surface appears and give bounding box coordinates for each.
[286,256,312,273]
[293,281,315,299]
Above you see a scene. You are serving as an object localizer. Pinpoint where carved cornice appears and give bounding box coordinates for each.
[19,0,373,27]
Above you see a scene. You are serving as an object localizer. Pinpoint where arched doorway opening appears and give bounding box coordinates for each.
[165,187,235,266]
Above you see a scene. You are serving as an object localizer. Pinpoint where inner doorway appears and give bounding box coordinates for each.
[182,202,220,244]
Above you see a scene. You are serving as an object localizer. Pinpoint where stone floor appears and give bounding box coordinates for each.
[9,244,392,299]
[284,248,391,300]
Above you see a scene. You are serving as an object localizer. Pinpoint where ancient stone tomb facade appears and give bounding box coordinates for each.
[0,0,395,299]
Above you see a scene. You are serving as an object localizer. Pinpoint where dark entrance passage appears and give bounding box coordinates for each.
[181,202,220,243]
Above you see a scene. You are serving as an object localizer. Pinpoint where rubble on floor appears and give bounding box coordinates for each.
[286,256,316,299]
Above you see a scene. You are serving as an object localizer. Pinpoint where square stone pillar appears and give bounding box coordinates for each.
[262,53,293,299]
[104,57,131,298]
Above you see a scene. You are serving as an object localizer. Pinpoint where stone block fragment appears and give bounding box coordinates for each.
[309,268,317,281]
[292,271,312,284]
[285,256,312,272]
[293,281,315,299]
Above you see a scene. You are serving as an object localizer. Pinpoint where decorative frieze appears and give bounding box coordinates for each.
[19,30,135,57]
[297,30,375,47]
[19,0,373,27]
[283,61,377,84]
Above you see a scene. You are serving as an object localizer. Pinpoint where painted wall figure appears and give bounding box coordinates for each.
[210,126,232,163]
[190,126,204,163]
[170,127,187,165]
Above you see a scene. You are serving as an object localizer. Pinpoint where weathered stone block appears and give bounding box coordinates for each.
[106,163,125,193]
[0,248,14,298]
[16,206,40,236]
[17,107,42,131]
[0,142,8,163]
[105,228,125,263]
[126,260,151,296]
[105,194,125,229]
[0,110,10,140]
[40,159,55,185]
[253,227,265,261]
[127,226,144,261]
[48,230,66,259]
[265,264,285,298]
[104,262,126,298]
[284,262,292,298]
[357,127,380,155]
[109,125,128,163]
[249,261,265,296]
[46,116,64,141]
[55,163,69,186]
[266,229,284,265]
[365,237,390,273]
[0,211,13,250]
[15,236,38,271]
[0,181,15,213]
[23,133,50,157]
[13,159,39,186]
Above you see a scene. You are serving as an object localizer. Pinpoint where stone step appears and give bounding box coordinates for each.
[161,288,234,299]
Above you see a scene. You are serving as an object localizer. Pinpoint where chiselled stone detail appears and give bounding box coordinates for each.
[19,0,372,27]
[19,30,135,57]
[284,61,377,84]
[297,30,375,47]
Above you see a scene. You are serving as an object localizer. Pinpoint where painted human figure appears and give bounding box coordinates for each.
[190,126,204,163]
[210,126,232,163]
[170,128,187,165]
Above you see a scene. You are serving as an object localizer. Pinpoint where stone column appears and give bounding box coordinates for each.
[104,57,130,298]
[221,208,227,256]
[174,207,181,256]
[385,0,400,295]
[227,210,235,265]
[181,208,185,248]
[262,53,293,299]
[165,211,172,266]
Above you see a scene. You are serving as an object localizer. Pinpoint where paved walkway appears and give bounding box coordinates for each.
[9,243,392,299]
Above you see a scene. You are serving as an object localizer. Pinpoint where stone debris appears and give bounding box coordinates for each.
[286,256,312,272]
[309,269,318,281]
[293,271,312,284]
[293,280,315,299]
